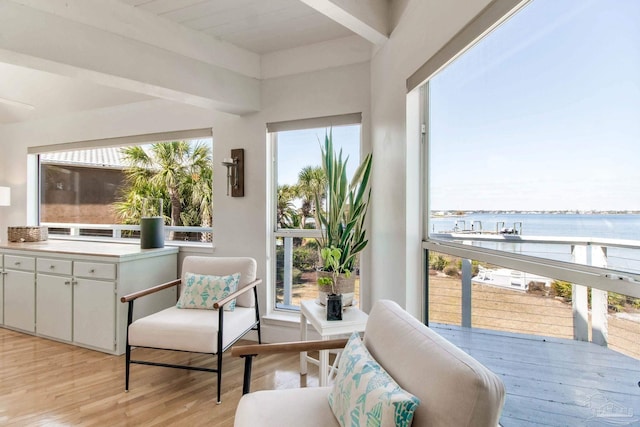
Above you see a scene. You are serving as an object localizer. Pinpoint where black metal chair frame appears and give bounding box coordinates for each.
[121,278,262,404]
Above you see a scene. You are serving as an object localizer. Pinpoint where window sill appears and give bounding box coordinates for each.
[48,235,215,250]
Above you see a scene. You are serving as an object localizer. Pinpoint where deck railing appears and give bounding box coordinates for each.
[424,233,640,358]
[274,229,323,310]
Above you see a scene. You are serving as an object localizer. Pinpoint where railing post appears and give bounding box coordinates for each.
[283,236,293,306]
[590,245,608,346]
[460,241,473,328]
[461,257,472,328]
[571,245,589,342]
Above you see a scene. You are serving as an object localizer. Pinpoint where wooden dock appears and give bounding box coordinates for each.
[434,324,640,426]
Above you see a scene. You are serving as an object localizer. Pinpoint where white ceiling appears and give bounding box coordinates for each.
[0,0,386,125]
[121,0,356,54]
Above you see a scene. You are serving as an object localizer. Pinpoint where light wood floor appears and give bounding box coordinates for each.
[0,328,318,426]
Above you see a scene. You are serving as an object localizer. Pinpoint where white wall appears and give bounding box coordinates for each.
[368,0,492,317]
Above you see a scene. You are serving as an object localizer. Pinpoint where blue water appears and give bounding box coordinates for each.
[429,213,640,273]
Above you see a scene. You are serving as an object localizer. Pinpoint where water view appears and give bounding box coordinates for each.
[430,212,640,274]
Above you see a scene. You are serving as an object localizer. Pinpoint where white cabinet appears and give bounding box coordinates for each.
[4,255,36,332]
[0,241,178,355]
[36,258,73,341]
[0,254,3,324]
[36,273,73,341]
[73,277,116,351]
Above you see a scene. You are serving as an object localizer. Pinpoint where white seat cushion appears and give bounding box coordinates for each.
[234,387,338,427]
[128,306,256,353]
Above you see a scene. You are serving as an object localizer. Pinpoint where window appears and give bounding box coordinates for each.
[423,0,640,277]
[414,0,640,357]
[268,114,363,311]
[33,130,213,243]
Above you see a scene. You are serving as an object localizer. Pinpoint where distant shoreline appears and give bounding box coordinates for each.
[431,210,640,217]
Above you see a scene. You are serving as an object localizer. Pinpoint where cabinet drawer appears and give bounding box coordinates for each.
[37,258,73,275]
[4,255,35,271]
[74,262,116,280]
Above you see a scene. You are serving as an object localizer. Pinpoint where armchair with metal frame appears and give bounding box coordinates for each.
[121,256,261,404]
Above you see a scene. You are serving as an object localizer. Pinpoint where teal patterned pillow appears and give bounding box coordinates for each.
[328,332,420,427]
[176,272,240,311]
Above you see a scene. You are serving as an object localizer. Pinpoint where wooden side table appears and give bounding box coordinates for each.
[299,299,368,386]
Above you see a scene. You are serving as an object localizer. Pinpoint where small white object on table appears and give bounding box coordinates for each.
[299,299,368,386]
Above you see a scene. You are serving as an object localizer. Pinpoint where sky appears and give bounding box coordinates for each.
[429,0,640,211]
[277,125,361,187]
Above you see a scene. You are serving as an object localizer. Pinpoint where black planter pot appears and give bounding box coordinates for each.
[326,294,343,321]
[140,217,165,249]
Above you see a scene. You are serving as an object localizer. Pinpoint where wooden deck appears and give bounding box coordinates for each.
[433,324,640,426]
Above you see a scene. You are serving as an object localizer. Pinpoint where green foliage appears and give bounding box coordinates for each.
[443,265,460,277]
[320,246,352,293]
[429,254,449,271]
[551,281,572,301]
[114,141,212,241]
[277,184,301,229]
[608,292,627,312]
[317,276,333,287]
[297,166,326,229]
[316,130,372,274]
[551,281,640,313]
[292,246,319,272]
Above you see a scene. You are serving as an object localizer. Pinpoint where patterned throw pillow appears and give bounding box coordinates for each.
[176,272,240,311]
[328,332,420,427]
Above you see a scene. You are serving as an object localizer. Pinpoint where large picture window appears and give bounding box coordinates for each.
[416,0,640,357]
[268,115,362,311]
[426,0,640,276]
[34,130,213,243]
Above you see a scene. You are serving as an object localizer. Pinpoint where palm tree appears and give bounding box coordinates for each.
[297,166,326,229]
[116,141,212,240]
[277,184,299,229]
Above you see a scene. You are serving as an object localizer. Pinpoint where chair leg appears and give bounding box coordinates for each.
[257,321,262,344]
[125,300,134,392]
[216,353,223,404]
[125,342,131,392]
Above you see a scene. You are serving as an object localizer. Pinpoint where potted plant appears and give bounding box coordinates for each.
[315,130,372,310]
[317,247,346,320]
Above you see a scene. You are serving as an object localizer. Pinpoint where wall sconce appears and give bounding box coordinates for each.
[0,186,10,207]
[221,149,244,197]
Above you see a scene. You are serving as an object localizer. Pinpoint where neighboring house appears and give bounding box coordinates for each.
[40,148,125,224]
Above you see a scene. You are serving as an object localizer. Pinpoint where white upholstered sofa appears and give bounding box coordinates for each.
[232,299,505,427]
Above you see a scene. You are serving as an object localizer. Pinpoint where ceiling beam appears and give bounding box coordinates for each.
[299,0,389,45]
[0,1,260,115]
[9,0,261,79]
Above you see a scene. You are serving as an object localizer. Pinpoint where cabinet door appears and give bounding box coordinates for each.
[4,270,36,332]
[73,278,116,351]
[36,274,73,341]
[1,254,4,324]
[1,271,4,325]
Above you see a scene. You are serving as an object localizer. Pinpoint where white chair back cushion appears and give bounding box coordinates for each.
[181,256,256,307]
[363,300,505,427]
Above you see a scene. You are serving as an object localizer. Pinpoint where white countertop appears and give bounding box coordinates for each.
[0,239,178,260]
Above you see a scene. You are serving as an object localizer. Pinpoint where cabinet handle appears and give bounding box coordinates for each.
[72,280,78,286]
[14,261,21,266]
[49,265,56,270]
[64,280,71,285]
[89,269,95,273]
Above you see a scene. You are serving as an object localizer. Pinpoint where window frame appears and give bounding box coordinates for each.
[413,0,640,300]
[267,114,365,314]
[28,128,214,247]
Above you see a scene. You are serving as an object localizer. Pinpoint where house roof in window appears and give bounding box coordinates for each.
[40,147,126,169]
